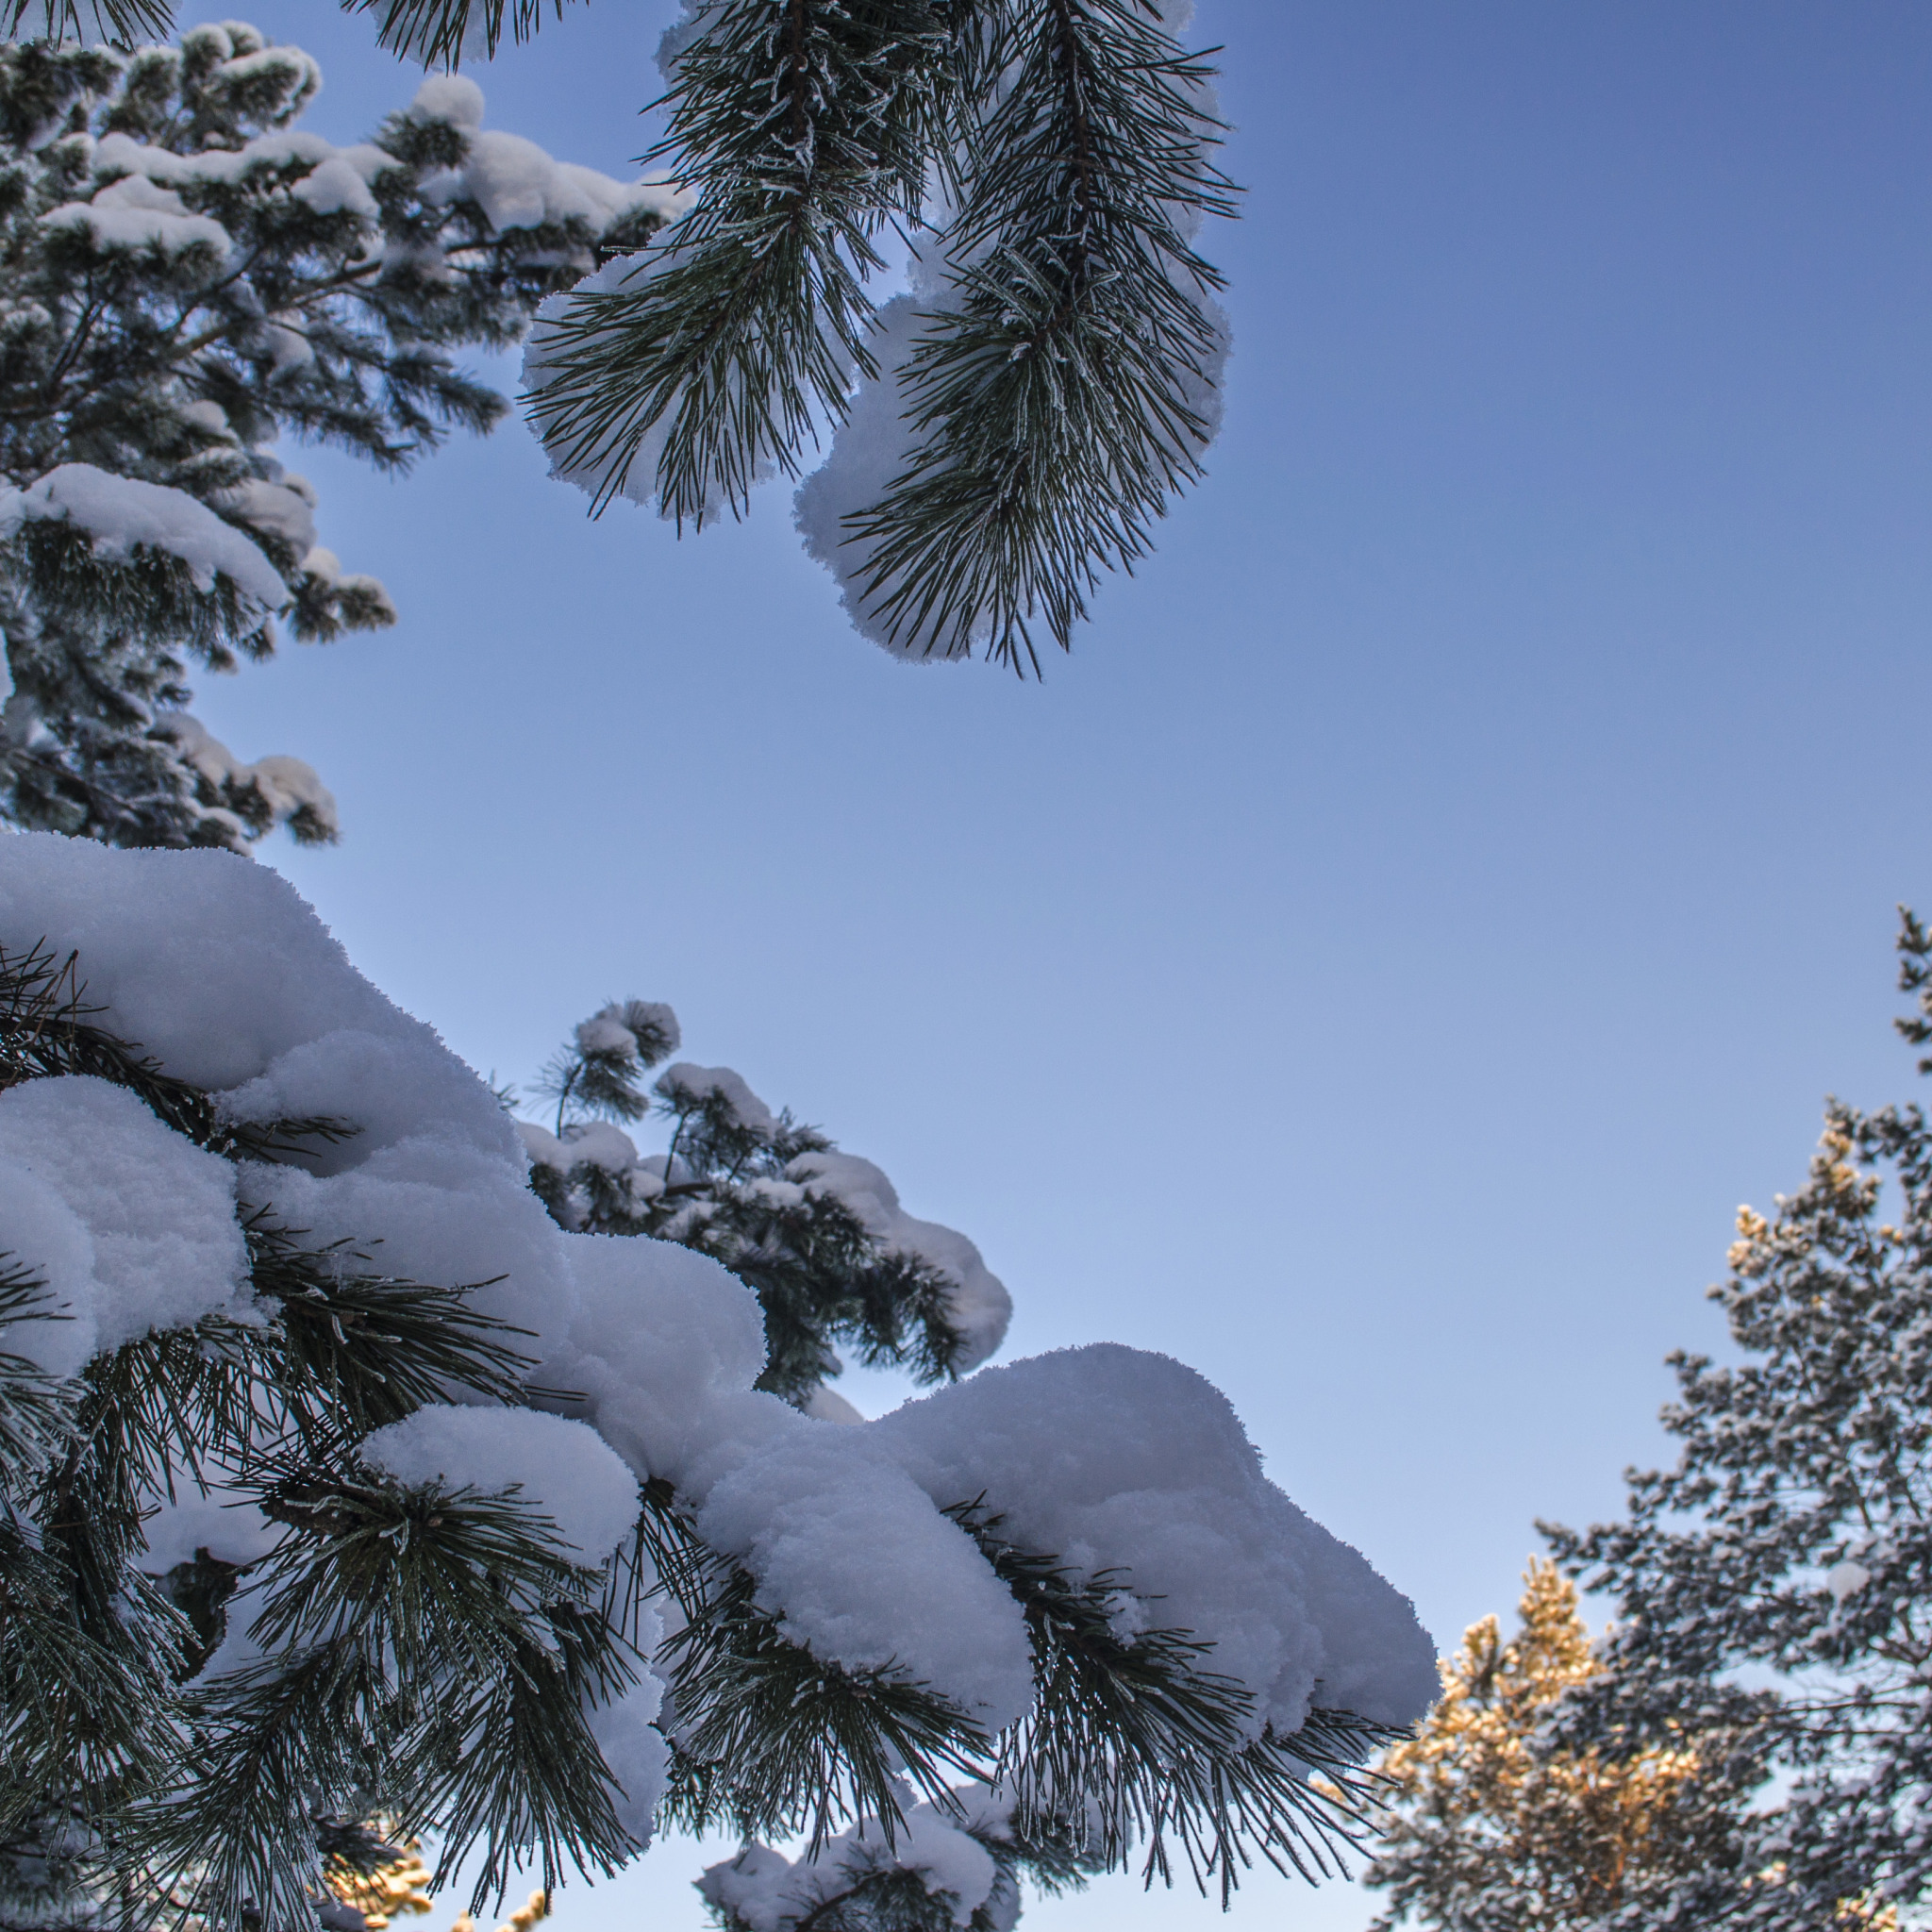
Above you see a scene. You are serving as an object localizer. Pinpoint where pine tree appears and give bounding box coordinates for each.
[0,24,681,851]
[15,0,1240,674]
[1534,912,1932,1930]
[0,830,1440,1932]
[516,1000,1008,1413]
[1360,1560,1750,1931]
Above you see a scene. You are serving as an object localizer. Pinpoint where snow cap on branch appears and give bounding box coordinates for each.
[701,1784,1014,1932]
[0,1073,251,1374]
[360,1403,641,1559]
[0,832,1433,1854]
[659,1061,774,1138]
[791,1150,1011,1373]
[0,464,288,608]
[876,1345,1441,1738]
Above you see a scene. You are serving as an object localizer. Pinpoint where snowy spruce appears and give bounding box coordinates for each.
[0,25,683,853]
[0,830,1436,1931]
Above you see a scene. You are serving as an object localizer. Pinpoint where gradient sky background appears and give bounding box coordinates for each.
[173,2,1932,1925]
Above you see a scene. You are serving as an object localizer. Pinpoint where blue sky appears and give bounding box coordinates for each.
[181,3,1932,1925]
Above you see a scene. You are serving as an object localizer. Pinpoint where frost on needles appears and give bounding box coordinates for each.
[0,25,685,853]
[0,830,1437,1931]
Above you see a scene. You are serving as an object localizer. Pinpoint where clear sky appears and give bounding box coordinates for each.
[178,3,1932,1926]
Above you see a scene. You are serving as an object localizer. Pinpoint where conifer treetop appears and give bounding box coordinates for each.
[0,23,685,851]
[1532,912,1932,1929]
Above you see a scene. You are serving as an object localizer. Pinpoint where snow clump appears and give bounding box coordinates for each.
[0,1074,251,1375]
[791,1151,1011,1374]
[700,1785,1015,1932]
[359,1404,641,1559]
[0,464,290,608]
[0,831,1436,1851]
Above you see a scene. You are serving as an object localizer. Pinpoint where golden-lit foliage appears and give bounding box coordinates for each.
[448,1890,553,1932]
[1364,1561,1903,1930]
[1365,1560,1712,1930]
[327,1846,553,1932]
[325,1843,434,1931]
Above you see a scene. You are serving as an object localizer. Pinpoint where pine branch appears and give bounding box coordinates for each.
[1,0,173,48]
[948,1499,1398,1904]
[525,997,988,1408]
[159,1638,394,1932]
[0,1260,76,1484]
[607,1474,711,1641]
[839,0,1236,670]
[697,1791,1099,1932]
[0,939,353,1160]
[159,1470,641,1929]
[524,0,954,525]
[347,0,586,69]
[3,1412,195,1845]
[659,1562,992,1850]
[242,1211,537,1444]
[0,1514,184,1840]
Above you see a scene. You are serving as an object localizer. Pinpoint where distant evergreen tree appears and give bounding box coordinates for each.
[517,1000,1008,1412]
[1535,914,1932,1929]
[0,24,678,850]
[1362,1560,1752,1931]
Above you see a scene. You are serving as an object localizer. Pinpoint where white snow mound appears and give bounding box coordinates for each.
[360,1403,640,1559]
[0,1074,251,1374]
[874,1344,1440,1736]
[0,831,1432,1793]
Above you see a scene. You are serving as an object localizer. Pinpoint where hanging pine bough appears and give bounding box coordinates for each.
[1,0,170,41]
[521,0,1238,675]
[0,831,1437,1931]
[0,24,686,852]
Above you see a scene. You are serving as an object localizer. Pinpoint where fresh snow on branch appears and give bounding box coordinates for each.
[520,1022,1014,1399]
[658,1061,776,1139]
[408,73,690,236]
[0,464,289,608]
[359,1404,641,1560]
[43,170,234,256]
[791,1150,1012,1376]
[0,1070,250,1374]
[0,831,1436,1867]
[701,1784,1018,1932]
[150,713,338,847]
